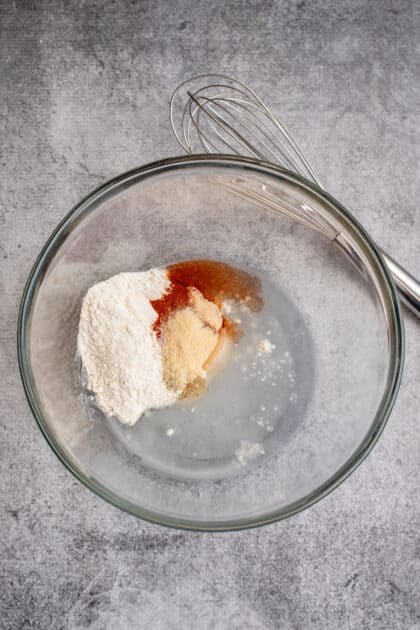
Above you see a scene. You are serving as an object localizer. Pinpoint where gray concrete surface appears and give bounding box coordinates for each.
[1,1,419,628]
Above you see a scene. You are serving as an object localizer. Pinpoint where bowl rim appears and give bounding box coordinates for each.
[17,154,404,531]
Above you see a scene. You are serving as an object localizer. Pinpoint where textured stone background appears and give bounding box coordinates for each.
[1,1,419,628]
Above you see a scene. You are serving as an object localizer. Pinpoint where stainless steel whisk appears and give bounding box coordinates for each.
[170,73,420,317]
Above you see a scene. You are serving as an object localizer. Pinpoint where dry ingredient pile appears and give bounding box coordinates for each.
[78,260,262,425]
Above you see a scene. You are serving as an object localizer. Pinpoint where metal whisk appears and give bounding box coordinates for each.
[170,73,420,317]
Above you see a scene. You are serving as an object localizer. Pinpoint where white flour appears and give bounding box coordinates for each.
[77,270,177,425]
[234,440,265,464]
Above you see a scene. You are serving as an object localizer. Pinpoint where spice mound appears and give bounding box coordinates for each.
[77,260,262,425]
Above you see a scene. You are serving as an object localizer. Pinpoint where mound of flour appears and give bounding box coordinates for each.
[77,270,177,425]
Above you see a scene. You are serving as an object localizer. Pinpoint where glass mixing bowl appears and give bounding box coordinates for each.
[18,155,404,530]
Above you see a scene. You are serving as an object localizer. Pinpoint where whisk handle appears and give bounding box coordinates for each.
[382,250,420,317]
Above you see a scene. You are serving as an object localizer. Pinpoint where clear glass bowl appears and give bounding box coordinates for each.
[18,156,404,530]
